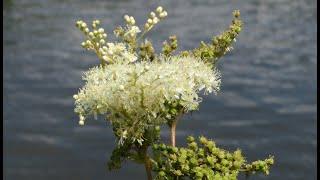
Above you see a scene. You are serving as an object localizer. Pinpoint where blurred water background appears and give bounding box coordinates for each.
[3,0,317,179]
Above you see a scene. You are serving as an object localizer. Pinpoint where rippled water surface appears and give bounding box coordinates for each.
[3,0,317,179]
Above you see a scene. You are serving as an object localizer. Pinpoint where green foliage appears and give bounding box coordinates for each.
[162,35,178,57]
[151,136,274,180]
[108,125,161,170]
[139,39,156,61]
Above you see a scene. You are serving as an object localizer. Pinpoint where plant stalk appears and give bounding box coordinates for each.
[170,112,183,147]
[170,120,177,147]
[142,145,152,180]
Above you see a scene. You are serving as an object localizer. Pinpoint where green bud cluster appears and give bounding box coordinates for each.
[160,101,185,125]
[139,39,156,61]
[162,35,178,57]
[241,156,275,175]
[182,10,243,66]
[151,136,274,180]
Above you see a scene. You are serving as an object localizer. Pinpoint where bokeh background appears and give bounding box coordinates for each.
[3,0,317,179]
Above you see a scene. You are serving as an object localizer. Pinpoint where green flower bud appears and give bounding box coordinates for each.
[174,170,182,176]
[199,136,208,145]
[233,10,240,18]
[187,136,195,143]
[159,171,165,177]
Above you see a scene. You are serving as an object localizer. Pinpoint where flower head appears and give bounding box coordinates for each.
[74,56,220,144]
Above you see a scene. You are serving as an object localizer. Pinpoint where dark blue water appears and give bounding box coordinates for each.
[3,0,317,179]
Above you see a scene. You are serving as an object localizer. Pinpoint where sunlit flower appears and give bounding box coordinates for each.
[74,56,220,143]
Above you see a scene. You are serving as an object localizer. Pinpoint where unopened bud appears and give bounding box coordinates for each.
[150,12,156,18]
[156,6,163,13]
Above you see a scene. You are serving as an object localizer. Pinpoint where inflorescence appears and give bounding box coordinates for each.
[152,136,274,180]
[73,6,274,180]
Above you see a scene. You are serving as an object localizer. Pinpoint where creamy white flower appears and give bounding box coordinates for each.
[74,56,220,143]
[99,43,137,64]
[124,26,141,37]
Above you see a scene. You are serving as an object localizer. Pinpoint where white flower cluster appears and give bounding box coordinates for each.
[100,43,137,64]
[74,56,221,143]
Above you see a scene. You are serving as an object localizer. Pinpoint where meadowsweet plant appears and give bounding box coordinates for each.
[74,6,274,180]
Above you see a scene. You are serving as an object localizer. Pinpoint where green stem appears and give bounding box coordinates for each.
[170,111,183,147]
[142,145,152,180]
[137,30,148,42]
[170,119,177,147]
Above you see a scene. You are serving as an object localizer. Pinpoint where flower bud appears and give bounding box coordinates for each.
[129,16,135,24]
[98,28,104,33]
[144,23,150,30]
[156,6,163,13]
[79,120,84,125]
[102,55,108,61]
[155,126,160,131]
[76,20,82,27]
[100,39,105,44]
[81,22,87,28]
[159,11,167,18]
[233,10,240,18]
[150,12,156,18]
[152,17,159,24]
[159,171,165,177]
[124,14,130,22]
